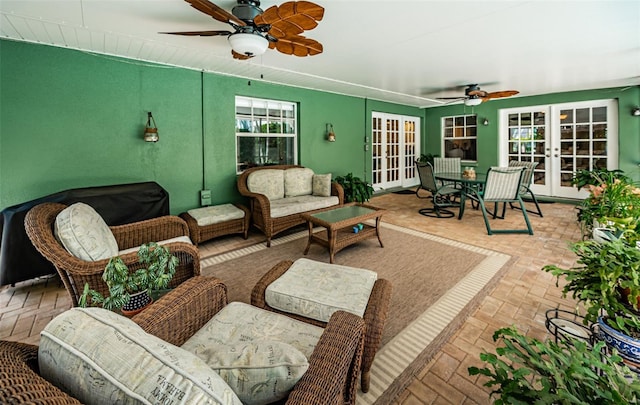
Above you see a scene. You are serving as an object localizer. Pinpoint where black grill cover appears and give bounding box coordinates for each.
[0,182,169,286]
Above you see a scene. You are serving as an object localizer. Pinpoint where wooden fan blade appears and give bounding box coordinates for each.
[162,30,232,36]
[273,34,323,57]
[483,90,519,100]
[232,50,254,60]
[256,1,324,37]
[467,89,488,98]
[184,0,246,27]
[436,97,465,100]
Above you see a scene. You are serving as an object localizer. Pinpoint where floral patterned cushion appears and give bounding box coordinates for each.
[312,173,332,197]
[54,202,118,261]
[188,204,245,226]
[39,307,242,405]
[284,167,315,197]
[247,169,285,201]
[182,302,323,405]
[265,258,377,322]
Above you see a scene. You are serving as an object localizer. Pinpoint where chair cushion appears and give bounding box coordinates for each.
[182,302,323,405]
[39,307,242,405]
[247,169,285,201]
[54,202,119,261]
[117,235,193,256]
[188,204,245,226]
[284,167,315,197]
[265,258,377,322]
[312,173,332,197]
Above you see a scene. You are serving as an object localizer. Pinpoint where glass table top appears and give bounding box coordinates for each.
[310,205,376,224]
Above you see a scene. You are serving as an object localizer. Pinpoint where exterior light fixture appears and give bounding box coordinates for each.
[326,123,336,142]
[143,112,159,142]
[482,118,489,126]
[228,33,268,57]
[464,96,482,107]
[632,107,640,116]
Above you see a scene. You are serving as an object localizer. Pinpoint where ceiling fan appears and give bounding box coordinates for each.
[163,0,324,60]
[436,84,519,106]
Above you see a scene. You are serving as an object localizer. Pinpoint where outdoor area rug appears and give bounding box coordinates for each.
[200,222,513,405]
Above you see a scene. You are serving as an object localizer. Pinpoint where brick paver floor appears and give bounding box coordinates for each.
[0,191,583,404]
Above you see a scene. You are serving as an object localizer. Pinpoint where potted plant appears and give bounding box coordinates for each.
[572,169,640,239]
[79,242,178,316]
[335,172,374,203]
[469,326,640,404]
[543,237,640,366]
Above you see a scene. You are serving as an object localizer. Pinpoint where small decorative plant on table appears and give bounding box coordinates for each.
[79,242,178,316]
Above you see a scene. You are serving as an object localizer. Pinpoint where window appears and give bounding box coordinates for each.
[442,115,477,161]
[235,96,297,173]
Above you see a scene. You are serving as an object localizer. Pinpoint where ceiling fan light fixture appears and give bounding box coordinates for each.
[228,32,268,57]
[464,97,483,106]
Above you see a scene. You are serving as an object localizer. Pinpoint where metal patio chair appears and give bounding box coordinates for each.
[433,157,462,189]
[415,161,460,218]
[468,166,534,235]
[508,160,544,217]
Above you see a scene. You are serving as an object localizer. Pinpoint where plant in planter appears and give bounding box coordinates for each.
[543,237,640,365]
[417,153,438,165]
[79,242,178,315]
[335,172,374,203]
[469,326,640,404]
[573,169,640,239]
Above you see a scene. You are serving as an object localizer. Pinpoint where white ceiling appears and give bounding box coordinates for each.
[2,0,639,107]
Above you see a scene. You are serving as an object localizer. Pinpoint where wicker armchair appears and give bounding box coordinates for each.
[0,276,365,405]
[24,202,201,307]
[237,165,344,247]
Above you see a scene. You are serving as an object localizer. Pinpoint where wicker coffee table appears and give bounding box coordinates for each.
[302,203,385,263]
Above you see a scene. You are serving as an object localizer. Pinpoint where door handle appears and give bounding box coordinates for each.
[545,154,551,157]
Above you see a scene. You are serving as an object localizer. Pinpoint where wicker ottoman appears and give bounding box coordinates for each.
[180,204,250,245]
[251,258,392,393]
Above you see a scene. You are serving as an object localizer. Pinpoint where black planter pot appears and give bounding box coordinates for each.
[121,290,153,317]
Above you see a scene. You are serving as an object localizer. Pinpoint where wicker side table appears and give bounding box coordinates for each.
[180,204,250,245]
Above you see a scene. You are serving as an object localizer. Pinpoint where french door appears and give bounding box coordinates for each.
[499,99,618,199]
[371,112,420,190]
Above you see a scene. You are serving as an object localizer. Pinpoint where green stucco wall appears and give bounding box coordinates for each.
[423,86,640,180]
[0,39,422,213]
[2,39,639,214]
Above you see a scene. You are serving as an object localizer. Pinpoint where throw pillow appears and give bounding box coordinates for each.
[312,173,332,197]
[54,202,119,261]
[39,307,242,405]
[284,167,314,197]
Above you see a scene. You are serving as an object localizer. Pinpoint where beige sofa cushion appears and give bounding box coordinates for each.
[270,195,340,218]
[54,202,119,261]
[312,173,332,197]
[182,302,323,405]
[284,167,314,197]
[39,307,242,405]
[247,169,285,201]
[266,258,377,322]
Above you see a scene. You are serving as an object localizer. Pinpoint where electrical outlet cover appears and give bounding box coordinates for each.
[200,190,212,206]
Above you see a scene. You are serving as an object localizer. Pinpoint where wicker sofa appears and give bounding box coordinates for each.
[0,276,366,405]
[237,165,344,246]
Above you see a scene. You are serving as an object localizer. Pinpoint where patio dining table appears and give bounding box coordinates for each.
[434,171,487,220]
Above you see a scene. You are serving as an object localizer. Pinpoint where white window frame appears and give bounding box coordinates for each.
[235,96,298,173]
[442,114,477,162]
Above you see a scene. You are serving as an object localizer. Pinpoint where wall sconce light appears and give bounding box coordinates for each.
[482,118,489,126]
[143,112,159,142]
[632,107,640,117]
[326,123,336,142]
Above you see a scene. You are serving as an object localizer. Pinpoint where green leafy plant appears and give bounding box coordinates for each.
[417,153,438,165]
[79,242,178,311]
[468,326,640,404]
[335,173,374,203]
[543,238,640,337]
[573,169,640,239]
